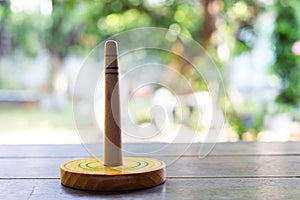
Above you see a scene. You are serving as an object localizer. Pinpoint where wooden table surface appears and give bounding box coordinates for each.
[1,142,300,199]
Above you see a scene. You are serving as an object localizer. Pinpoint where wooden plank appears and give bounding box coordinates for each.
[0,144,89,158]
[1,156,300,178]
[1,142,300,158]
[1,178,300,200]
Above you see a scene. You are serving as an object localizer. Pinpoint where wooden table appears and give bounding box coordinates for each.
[1,142,300,199]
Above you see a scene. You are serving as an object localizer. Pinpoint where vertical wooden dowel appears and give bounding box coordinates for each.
[104,40,123,166]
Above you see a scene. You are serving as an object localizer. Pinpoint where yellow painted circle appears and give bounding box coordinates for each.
[61,157,165,175]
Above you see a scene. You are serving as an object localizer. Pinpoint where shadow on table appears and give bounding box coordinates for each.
[61,182,166,199]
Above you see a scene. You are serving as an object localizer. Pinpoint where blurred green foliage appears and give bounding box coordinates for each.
[273,0,300,106]
[0,0,299,139]
[0,0,261,59]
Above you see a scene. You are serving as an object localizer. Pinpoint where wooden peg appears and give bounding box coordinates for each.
[104,40,122,166]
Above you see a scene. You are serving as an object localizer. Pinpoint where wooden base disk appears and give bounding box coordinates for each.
[61,157,166,191]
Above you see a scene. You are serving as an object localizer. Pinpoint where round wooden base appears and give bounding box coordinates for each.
[60,157,166,191]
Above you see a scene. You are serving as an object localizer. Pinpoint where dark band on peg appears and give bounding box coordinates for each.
[106,67,119,70]
[105,66,119,75]
[105,43,119,76]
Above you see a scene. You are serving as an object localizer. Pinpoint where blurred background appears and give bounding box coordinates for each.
[0,0,300,144]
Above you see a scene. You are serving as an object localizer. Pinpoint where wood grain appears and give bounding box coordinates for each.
[2,178,300,200]
[2,142,300,157]
[60,157,166,191]
[2,156,300,178]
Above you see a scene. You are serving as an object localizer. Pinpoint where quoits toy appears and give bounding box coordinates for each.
[60,40,166,191]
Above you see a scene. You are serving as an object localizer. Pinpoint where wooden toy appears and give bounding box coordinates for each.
[61,40,166,191]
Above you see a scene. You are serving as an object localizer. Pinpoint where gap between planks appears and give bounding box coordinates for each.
[2,176,300,180]
[2,154,300,159]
